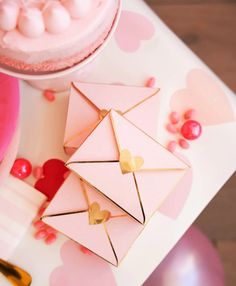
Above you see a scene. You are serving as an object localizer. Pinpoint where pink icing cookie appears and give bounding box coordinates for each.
[0,73,19,162]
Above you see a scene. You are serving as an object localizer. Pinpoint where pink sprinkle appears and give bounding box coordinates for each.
[145,76,156,88]
[63,170,70,179]
[33,166,44,180]
[46,227,57,234]
[166,123,178,134]
[169,111,180,124]
[43,90,55,102]
[167,141,177,153]
[179,139,190,149]
[80,245,91,255]
[34,229,47,240]
[33,220,45,229]
[45,233,57,245]
[184,109,196,120]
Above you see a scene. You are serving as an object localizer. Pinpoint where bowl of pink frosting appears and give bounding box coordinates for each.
[0,0,122,91]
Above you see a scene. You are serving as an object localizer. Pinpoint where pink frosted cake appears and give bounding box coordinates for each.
[0,0,120,74]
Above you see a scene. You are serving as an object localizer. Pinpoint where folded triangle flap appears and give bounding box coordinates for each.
[110,110,188,170]
[64,84,100,148]
[72,82,159,114]
[43,212,117,265]
[42,174,88,217]
[67,161,145,224]
[66,112,119,164]
[106,216,143,263]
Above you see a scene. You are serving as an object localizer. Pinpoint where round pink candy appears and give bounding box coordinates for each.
[43,89,55,102]
[169,111,180,124]
[179,139,190,149]
[146,77,156,88]
[33,220,45,229]
[184,109,196,120]
[34,229,47,240]
[45,233,57,245]
[166,123,178,134]
[167,141,177,153]
[33,166,44,180]
[181,120,202,140]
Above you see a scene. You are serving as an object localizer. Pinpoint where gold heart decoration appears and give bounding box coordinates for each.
[88,202,111,225]
[119,149,144,174]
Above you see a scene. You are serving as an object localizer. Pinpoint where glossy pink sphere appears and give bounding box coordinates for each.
[181,120,202,140]
[11,158,32,179]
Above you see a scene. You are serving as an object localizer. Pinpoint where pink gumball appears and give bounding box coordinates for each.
[143,226,225,286]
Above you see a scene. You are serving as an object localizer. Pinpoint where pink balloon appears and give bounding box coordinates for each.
[143,226,225,286]
[0,73,19,161]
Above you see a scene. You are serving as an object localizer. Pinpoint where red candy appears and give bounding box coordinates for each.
[180,120,202,140]
[146,76,156,88]
[10,158,32,179]
[43,90,55,102]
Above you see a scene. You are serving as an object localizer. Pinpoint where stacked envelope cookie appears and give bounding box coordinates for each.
[42,83,190,266]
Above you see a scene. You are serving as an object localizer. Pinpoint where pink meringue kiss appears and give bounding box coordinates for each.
[18,8,45,38]
[0,0,19,31]
[62,0,91,19]
[43,2,71,34]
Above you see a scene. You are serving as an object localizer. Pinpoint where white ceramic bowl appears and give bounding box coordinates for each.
[0,1,122,91]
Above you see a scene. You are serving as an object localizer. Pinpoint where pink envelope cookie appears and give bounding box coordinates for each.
[42,173,143,266]
[66,110,189,224]
[64,82,160,153]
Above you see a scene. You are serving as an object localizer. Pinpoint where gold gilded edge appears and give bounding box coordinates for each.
[71,82,101,112]
[122,88,160,115]
[103,223,119,266]
[132,173,145,224]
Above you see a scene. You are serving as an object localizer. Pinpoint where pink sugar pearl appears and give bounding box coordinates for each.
[145,76,156,88]
[33,220,45,229]
[181,120,202,140]
[184,109,196,120]
[80,245,91,255]
[179,139,190,149]
[166,123,178,134]
[45,233,57,245]
[167,141,177,153]
[43,90,55,102]
[34,229,48,240]
[169,111,180,124]
[33,166,43,180]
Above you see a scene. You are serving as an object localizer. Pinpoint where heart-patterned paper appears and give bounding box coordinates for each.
[50,240,116,286]
[114,10,155,53]
[170,69,235,126]
[88,202,111,225]
[119,149,144,174]
[158,153,193,219]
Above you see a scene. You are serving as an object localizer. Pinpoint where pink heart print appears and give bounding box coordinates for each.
[170,69,235,126]
[50,240,117,286]
[158,154,193,219]
[114,10,155,52]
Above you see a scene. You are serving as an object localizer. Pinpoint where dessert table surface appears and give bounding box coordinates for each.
[2,0,236,285]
